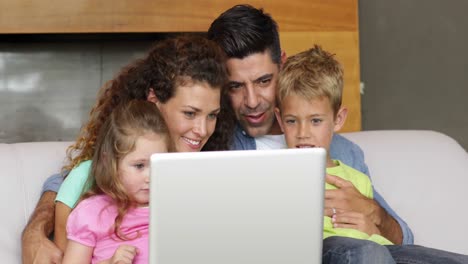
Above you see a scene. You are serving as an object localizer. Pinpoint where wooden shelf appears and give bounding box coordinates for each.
[0,0,357,33]
[0,0,361,131]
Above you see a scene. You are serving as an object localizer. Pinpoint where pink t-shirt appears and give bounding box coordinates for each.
[67,194,149,264]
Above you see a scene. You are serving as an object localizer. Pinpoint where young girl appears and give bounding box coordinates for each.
[62,100,171,264]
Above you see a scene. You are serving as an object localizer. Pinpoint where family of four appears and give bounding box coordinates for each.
[22,4,468,264]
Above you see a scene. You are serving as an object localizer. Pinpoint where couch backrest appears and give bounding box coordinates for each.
[342,130,468,254]
[2,130,467,262]
[0,141,72,263]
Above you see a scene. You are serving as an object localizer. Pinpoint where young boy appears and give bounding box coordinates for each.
[274,45,392,247]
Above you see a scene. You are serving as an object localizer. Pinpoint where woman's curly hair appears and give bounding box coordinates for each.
[64,34,235,174]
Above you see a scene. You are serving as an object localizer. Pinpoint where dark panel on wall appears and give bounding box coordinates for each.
[359,0,468,151]
[0,35,156,143]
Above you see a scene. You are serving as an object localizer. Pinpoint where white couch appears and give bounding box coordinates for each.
[1,130,467,263]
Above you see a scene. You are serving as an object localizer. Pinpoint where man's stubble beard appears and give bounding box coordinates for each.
[237,110,276,138]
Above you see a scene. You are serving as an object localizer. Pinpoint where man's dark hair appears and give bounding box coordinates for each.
[207,4,281,65]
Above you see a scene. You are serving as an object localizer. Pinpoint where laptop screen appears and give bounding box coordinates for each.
[149,148,326,264]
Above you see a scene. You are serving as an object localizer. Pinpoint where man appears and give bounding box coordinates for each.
[207,4,409,245]
[207,4,468,264]
[22,177,63,263]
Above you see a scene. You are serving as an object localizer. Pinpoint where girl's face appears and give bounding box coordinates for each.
[156,81,221,152]
[118,132,168,206]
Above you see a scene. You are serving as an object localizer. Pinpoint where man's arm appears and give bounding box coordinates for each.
[346,143,413,244]
[354,190,403,244]
[22,173,64,263]
[22,191,63,264]
[372,188,414,244]
[329,134,413,244]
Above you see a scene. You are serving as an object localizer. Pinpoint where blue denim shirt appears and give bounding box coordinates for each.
[42,172,63,193]
[231,125,414,245]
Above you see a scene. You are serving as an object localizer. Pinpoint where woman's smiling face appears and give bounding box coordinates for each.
[156,81,221,152]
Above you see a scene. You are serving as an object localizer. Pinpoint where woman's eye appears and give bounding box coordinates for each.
[184,111,195,118]
[208,113,218,120]
[285,119,295,124]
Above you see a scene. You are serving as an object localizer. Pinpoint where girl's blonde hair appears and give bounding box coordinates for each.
[82,100,170,240]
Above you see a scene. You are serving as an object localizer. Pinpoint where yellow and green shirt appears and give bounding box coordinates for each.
[324,160,393,245]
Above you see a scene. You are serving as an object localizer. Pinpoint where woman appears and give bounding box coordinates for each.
[53,34,234,251]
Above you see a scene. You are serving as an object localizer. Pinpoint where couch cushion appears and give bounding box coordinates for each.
[0,141,71,263]
[342,130,468,254]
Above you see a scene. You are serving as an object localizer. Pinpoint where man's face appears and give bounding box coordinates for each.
[226,51,281,137]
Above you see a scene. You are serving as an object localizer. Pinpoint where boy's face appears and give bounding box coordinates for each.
[226,50,282,137]
[275,94,347,154]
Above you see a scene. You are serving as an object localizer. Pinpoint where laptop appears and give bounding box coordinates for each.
[149,148,326,264]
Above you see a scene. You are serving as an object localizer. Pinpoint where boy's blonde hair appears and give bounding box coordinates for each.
[277,45,344,115]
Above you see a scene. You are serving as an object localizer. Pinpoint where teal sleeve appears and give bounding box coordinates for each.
[55,160,92,209]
